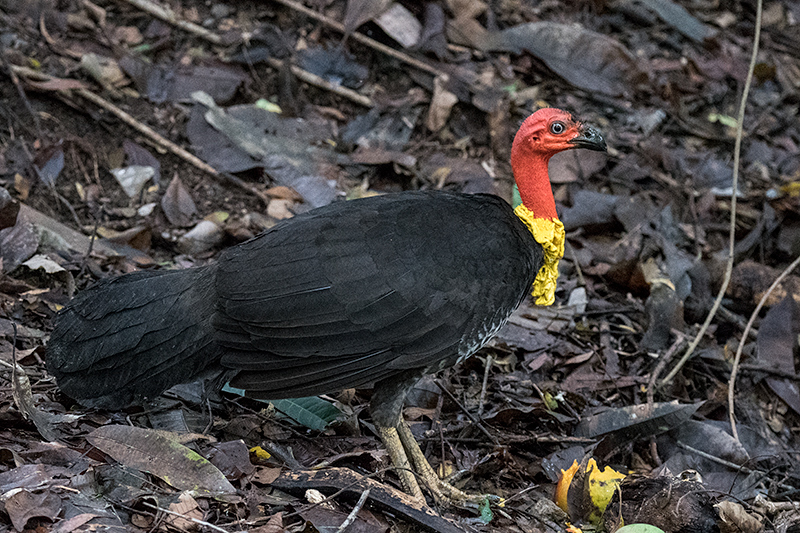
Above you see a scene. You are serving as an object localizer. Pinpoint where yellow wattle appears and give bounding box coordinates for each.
[513,204,565,306]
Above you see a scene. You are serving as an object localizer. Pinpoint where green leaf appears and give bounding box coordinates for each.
[222,385,342,431]
[616,525,666,533]
[478,497,493,524]
[270,397,342,431]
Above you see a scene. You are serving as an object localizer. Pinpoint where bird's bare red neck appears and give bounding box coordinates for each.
[511,148,557,219]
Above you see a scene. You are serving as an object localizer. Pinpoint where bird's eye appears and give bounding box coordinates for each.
[550,121,566,135]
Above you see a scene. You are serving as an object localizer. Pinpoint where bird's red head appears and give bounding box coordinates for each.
[511,108,606,219]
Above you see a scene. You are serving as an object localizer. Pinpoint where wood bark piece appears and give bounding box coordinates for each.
[271,468,466,533]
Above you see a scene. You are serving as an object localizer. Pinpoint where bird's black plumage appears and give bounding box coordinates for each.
[48,190,543,411]
[48,106,607,506]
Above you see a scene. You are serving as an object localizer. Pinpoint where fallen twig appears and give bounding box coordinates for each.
[274,468,465,533]
[122,0,222,44]
[1,55,42,137]
[676,441,796,492]
[270,0,441,78]
[477,354,492,418]
[122,0,373,107]
[738,363,800,380]
[661,0,763,386]
[435,380,499,445]
[139,500,229,533]
[263,56,373,107]
[336,488,371,533]
[728,253,800,442]
[7,64,272,206]
[646,330,687,406]
[718,305,759,340]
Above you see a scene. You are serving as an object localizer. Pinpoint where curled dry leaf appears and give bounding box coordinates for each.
[343,0,393,33]
[374,3,421,48]
[165,492,203,531]
[5,489,62,531]
[426,74,458,132]
[177,220,225,255]
[162,175,198,227]
[715,501,763,533]
[111,165,155,198]
[80,53,127,88]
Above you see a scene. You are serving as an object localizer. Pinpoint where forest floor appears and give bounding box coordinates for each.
[1,0,799,532]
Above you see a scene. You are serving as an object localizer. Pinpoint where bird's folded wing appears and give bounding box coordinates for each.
[214,192,536,398]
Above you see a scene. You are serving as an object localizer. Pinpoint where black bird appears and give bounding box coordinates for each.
[47,108,605,506]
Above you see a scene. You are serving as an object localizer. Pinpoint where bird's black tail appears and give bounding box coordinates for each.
[47,266,222,409]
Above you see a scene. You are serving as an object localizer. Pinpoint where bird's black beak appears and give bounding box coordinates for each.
[570,125,606,152]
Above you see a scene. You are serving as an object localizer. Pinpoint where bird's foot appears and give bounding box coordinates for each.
[378,422,503,510]
[377,425,426,501]
[395,421,504,511]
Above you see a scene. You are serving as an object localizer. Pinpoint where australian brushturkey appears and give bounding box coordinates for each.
[47,108,606,505]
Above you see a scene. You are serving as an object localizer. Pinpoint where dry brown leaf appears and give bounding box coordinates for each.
[267,198,295,220]
[252,466,283,485]
[162,174,198,227]
[5,489,61,531]
[729,259,800,306]
[374,3,421,48]
[477,21,646,96]
[249,513,287,533]
[87,425,236,495]
[165,492,203,531]
[716,501,764,533]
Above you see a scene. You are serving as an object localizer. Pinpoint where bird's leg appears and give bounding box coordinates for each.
[396,420,497,509]
[377,425,424,500]
[371,371,501,510]
[371,370,428,501]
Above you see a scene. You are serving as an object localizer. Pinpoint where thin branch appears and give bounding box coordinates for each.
[646,331,687,406]
[336,488,371,533]
[739,363,800,380]
[122,0,374,107]
[263,56,373,107]
[7,64,272,205]
[660,0,763,386]
[477,354,492,418]
[676,441,796,492]
[1,54,43,137]
[270,0,441,78]
[728,253,800,441]
[139,501,229,533]
[122,0,223,44]
[435,380,499,445]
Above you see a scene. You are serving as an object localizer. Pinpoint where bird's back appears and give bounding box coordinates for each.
[216,190,544,398]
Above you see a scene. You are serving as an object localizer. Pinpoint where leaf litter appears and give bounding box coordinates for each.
[0,0,798,531]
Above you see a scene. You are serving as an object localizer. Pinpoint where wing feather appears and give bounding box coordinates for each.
[214,192,541,398]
